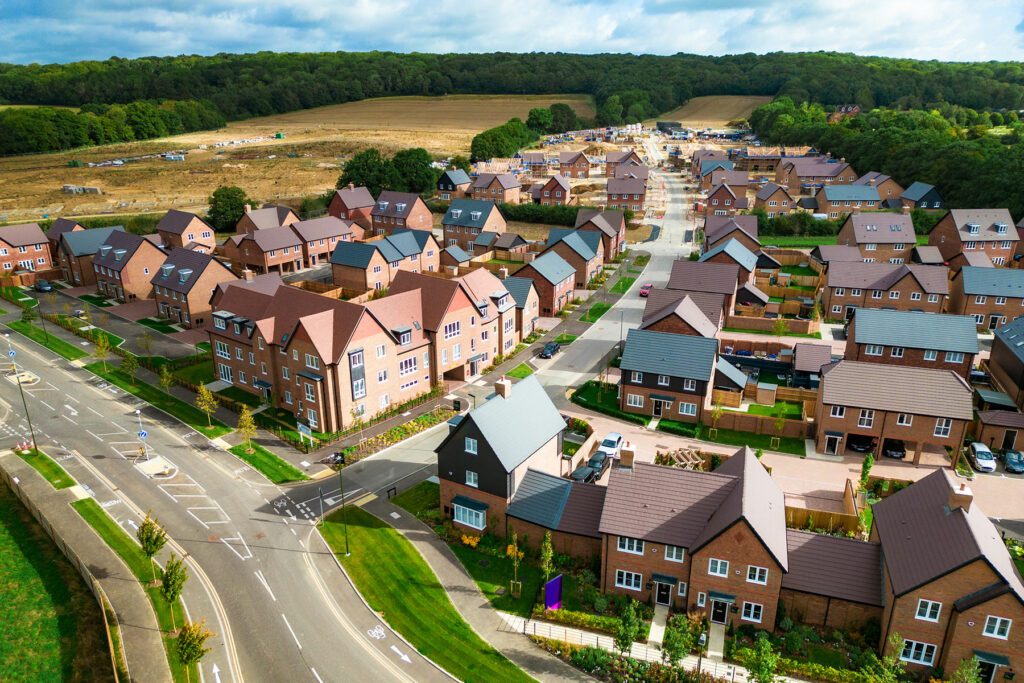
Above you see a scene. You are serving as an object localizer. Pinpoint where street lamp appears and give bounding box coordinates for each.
[135,409,149,460]
[335,452,351,556]
[5,334,37,451]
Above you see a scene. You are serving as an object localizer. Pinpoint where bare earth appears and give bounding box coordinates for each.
[649,95,772,128]
[0,95,594,222]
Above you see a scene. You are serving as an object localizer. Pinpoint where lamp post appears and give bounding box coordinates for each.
[135,409,148,460]
[5,334,37,451]
[335,452,350,556]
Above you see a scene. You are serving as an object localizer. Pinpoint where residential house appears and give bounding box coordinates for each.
[575,208,627,257]
[704,216,759,253]
[473,231,527,257]
[519,151,550,177]
[442,199,506,252]
[57,226,124,286]
[330,229,440,293]
[605,149,643,177]
[836,211,915,263]
[912,246,946,266]
[505,469,606,557]
[328,185,376,229]
[533,175,573,206]
[514,251,575,316]
[640,292,721,337]
[370,191,433,236]
[828,104,861,122]
[155,209,216,253]
[753,183,795,218]
[791,343,834,387]
[730,146,815,174]
[235,204,299,235]
[558,151,590,178]
[776,157,856,195]
[0,222,52,274]
[815,185,881,219]
[900,182,943,211]
[614,163,650,181]
[698,159,735,190]
[975,410,1024,452]
[854,172,904,205]
[821,263,949,320]
[690,148,728,177]
[705,183,748,216]
[290,217,358,267]
[606,177,646,213]
[502,276,540,336]
[666,259,741,318]
[928,209,1018,267]
[439,245,473,270]
[151,248,236,329]
[436,376,565,533]
[92,230,167,302]
[989,317,1024,410]
[544,229,604,288]
[221,226,305,275]
[457,267,519,355]
[470,173,521,205]
[44,218,84,261]
[699,239,758,286]
[949,267,1024,330]
[814,360,972,460]
[844,309,978,379]
[437,169,472,200]
[710,169,749,193]
[619,329,718,422]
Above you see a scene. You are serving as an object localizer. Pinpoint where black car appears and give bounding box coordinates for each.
[569,452,610,483]
[881,439,906,459]
[33,279,53,292]
[539,341,561,359]
[847,434,876,453]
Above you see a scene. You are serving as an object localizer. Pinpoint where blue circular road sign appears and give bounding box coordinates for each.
[8,349,15,358]
[138,430,148,440]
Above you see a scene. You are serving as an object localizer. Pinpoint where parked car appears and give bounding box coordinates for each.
[597,432,624,460]
[847,434,876,453]
[569,452,610,483]
[33,279,52,292]
[1003,450,1024,474]
[881,439,906,460]
[969,442,997,473]
[539,341,561,359]
[639,283,653,297]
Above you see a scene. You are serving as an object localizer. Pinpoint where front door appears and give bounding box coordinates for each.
[652,400,664,417]
[710,600,728,624]
[978,661,997,683]
[824,434,842,455]
[470,360,479,377]
[1002,429,1018,451]
[990,315,1002,330]
[655,582,672,606]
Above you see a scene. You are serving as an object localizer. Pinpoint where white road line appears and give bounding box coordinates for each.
[254,570,277,602]
[88,406,103,417]
[65,394,79,403]
[290,528,297,536]
[311,668,324,683]
[39,400,54,411]
[61,414,78,424]
[187,510,211,529]
[281,614,302,650]
[85,430,103,440]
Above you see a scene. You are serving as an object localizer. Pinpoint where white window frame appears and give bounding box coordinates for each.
[465,437,478,455]
[615,570,642,591]
[631,371,643,382]
[891,347,904,358]
[897,413,913,427]
[900,640,936,666]
[945,352,965,363]
[924,349,937,361]
[708,558,729,577]
[453,503,485,530]
[697,592,707,607]
[934,418,952,438]
[984,616,1012,640]
[741,602,763,624]
[747,565,768,585]
[617,536,644,555]
[465,470,478,488]
[627,394,644,408]
[830,405,845,418]
[665,545,685,563]
[683,378,697,391]
[657,375,670,386]
[678,402,697,417]
[865,344,883,356]
[915,599,941,622]
[858,409,874,428]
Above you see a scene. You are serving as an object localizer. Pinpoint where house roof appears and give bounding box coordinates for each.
[558,151,587,164]
[705,216,759,246]
[444,199,500,228]
[851,309,979,354]
[607,177,646,195]
[715,357,747,388]
[640,294,718,338]
[961,251,994,268]
[152,248,231,294]
[329,242,385,269]
[810,245,862,264]
[439,169,471,186]
[156,209,212,236]
[242,205,296,230]
[960,266,1024,297]
[0,222,47,248]
[902,181,938,202]
[977,410,1024,429]
[576,209,625,237]
[523,251,575,285]
[330,229,432,268]
[501,277,534,310]
[711,169,749,187]
[643,288,725,328]
[842,213,914,244]
[373,191,425,218]
[456,268,512,313]
[607,149,641,163]
[389,271,464,331]
[289,216,353,242]
[755,182,793,202]
[854,171,893,186]
[333,185,375,209]
[782,530,882,606]
[363,288,429,348]
[505,469,606,539]
[614,165,650,180]
[547,230,597,262]
[472,173,520,190]
[474,231,498,248]
[699,159,733,176]
[45,217,84,241]
[520,152,547,164]
[60,226,125,257]
[249,225,303,252]
[947,209,1018,243]
[873,469,1024,602]
[620,328,718,381]
[667,260,740,296]
[820,185,880,203]
[699,238,758,272]
[820,360,973,419]
[993,316,1024,365]
[544,175,571,193]
[781,158,851,178]
[826,262,948,295]
[93,230,158,272]
[493,232,526,249]
[441,245,472,263]
[912,246,945,264]
[792,343,833,373]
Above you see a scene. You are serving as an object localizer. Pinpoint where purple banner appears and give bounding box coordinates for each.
[544,574,563,611]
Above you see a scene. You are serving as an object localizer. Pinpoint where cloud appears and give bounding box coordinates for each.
[1,0,1023,64]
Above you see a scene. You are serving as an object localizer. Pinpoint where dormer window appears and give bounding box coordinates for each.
[395,203,406,212]
[997,223,1008,234]
[113,249,126,261]
[399,331,411,346]
[451,209,462,219]
[160,264,174,278]
[99,245,112,257]
[470,211,481,221]
[890,224,902,232]
[178,268,192,283]
[233,323,241,335]
[378,201,389,210]
[968,223,981,234]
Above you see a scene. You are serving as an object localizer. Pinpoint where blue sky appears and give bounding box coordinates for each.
[3,0,1023,64]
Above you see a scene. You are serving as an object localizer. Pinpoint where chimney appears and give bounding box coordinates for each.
[867,178,876,187]
[902,205,911,215]
[242,268,255,281]
[840,157,846,163]
[347,183,355,190]
[244,204,251,214]
[852,206,861,214]
[619,443,636,469]
[948,481,973,513]
[498,267,509,280]
[494,377,512,399]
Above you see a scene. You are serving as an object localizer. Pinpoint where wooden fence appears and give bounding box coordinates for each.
[711,388,743,408]
[725,314,820,335]
[741,382,818,404]
[784,506,860,535]
[720,338,790,355]
[714,410,808,439]
[763,248,825,274]
[754,282,821,300]
[0,268,63,288]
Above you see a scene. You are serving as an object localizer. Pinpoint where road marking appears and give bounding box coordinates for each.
[254,570,277,602]
[290,528,296,536]
[65,394,79,403]
[88,406,103,417]
[39,400,54,411]
[61,414,78,424]
[281,613,302,650]
[311,668,324,683]
[390,645,412,663]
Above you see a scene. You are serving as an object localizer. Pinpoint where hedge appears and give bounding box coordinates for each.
[529,604,621,635]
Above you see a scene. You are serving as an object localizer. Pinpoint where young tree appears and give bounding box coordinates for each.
[539,531,554,581]
[860,633,907,683]
[138,330,154,356]
[177,618,214,683]
[506,530,525,597]
[236,406,257,454]
[93,331,112,373]
[159,364,175,394]
[195,385,218,427]
[207,186,251,231]
[661,620,693,667]
[121,353,139,385]
[772,317,789,338]
[97,311,110,328]
[949,656,983,683]
[20,303,36,323]
[742,632,781,683]
[774,414,786,442]
[136,512,168,583]
[614,599,639,656]
[710,401,724,432]
[161,553,189,629]
[860,452,875,491]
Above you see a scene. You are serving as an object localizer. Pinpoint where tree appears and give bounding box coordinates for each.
[136,512,168,583]
[177,618,214,683]
[526,107,554,133]
[449,155,471,174]
[161,553,189,628]
[337,148,401,197]
[742,633,781,683]
[549,103,580,133]
[614,599,639,656]
[774,415,786,442]
[661,620,693,667]
[597,95,624,126]
[949,656,983,683]
[236,406,257,454]
[772,318,789,338]
[506,530,525,597]
[93,331,112,373]
[20,303,36,323]
[860,452,875,491]
[159,364,175,394]
[539,531,554,581]
[860,633,907,683]
[392,147,438,194]
[121,353,139,384]
[710,401,724,432]
[195,385,218,427]
[138,331,153,355]
[207,186,250,231]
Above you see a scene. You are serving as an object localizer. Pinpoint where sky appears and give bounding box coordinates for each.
[3,0,1024,64]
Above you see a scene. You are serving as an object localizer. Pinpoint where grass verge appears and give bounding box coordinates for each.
[0,285,38,309]
[505,363,534,379]
[392,481,440,518]
[554,333,578,345]
[449,541,542,619]
[722,326,822,340]
[77,294,113,307]
[85,362,231,439]
[16,448,75,489]
[217,385,263,407]
[322,506,531,682]
[657,420,807,456]
[610,277,636,294]
[171,359,214,386]
[228,443,308,484]
[571,380,649,426]
[137,317,179,334]
[580,302,611,323]
[7,320,88,360]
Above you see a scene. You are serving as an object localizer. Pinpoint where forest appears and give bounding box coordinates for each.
[749,98,1024,219]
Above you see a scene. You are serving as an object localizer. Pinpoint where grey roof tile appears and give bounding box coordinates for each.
[465,375,564,472]
[620,328,718,380]
[820,360,973,419]
[783,530,882,606]
[851,309,978,353]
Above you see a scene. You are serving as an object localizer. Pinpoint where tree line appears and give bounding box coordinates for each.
[0,99,224,155]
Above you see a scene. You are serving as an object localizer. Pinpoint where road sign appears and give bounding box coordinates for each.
[8,349,15,358]
[138,430,148,440]
[297,422,312,438]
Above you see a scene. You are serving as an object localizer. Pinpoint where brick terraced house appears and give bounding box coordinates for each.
[220,226,305,275]
[371,191,433,236]
[821,262,949,320]
[57,226,124,286]
[606,176,646,213]
[775,157,856,195]
[929,209,1018,267]
[815,184,881,219]
[92,230,166,302]
[442,199,506,252]
[844,308,978,379]
[152,248,237,329]
[515,251,575,316]
[329,229,439,294]
[836,211,915,263]
[544,229,604,288]
[236,204,299,235]
[575,209,627,257]
[470,173,521,205]
[289,216,358,267]
[949,267,1024,331]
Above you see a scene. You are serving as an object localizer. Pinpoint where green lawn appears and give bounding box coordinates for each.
[0,485,113,682]
[563,440,581,457]
[392,481,440,519]
[580,302,611,323]
[7,321,88,360]
[194,341,211,354]
[0,286,37,309]
[610,277,636,294]
[762,235,838,248]
[71,498,194,683]
[17,448,75,489]
[228,443,308,484]
[321,507,531,682]
[780,265,818,278]
[746,401,803,419]
[571,380,649,426]
[554,333,578,345]
[217,385,263,407]
[506,363,534,379]
[703,424,806,456]
[449,542,543,619]
[171,359,214,386]
[85,362,231,439]
[77,294,113,307]
[53,314,125,348]
[722,326,822,340]
[137,317,179,334]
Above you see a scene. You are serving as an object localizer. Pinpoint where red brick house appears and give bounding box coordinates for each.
[442,199,506,252]
[330,229,440,293]
[619,328,717,422]
[776,157,856,195]
[814,184,881,219]
[57,226,123,287]
[705,183,748,217]
[822,263,949,320]
[436,170,472,201]
[703,215,759,253]
[289,216,357,267]
[544,229,604,288]
[370,191,433,236]
[328,185,375,229]
[235,204,299,235]
[843,308,978,379]
[220,226,305,275]
[44,218,84,261]
[949,266,1024,330]
[607,177,646,213]
[710,169,749,194]
[836,211,916,263]
[0,223,52,274]
[576,209,627,257]
[558,151,590,178]
[515,251,575,316]
[752,183,795,217]
[533,175,573,206]
[92,231,167,302]
[151,248,236,329]
[928,209,1018,267]
[854,172,904,205]
[156,209,216,253]
[470,173,521,204]
[639,292,721,337]
[605,149,643,177]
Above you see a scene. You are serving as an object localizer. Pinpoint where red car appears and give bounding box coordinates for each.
[639,283,653,297]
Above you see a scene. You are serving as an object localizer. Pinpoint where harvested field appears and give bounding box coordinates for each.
[649,95,772,127]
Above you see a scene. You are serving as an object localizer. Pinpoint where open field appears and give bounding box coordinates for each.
[650,95,772,127]
[0,94,592,223]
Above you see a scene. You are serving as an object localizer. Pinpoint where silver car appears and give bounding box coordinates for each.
[597,432,624,460]
[969,442,997,473]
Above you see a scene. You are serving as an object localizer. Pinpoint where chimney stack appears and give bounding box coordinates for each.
[852,206,861,214]
[498,267,509,280]
[348,183,355,190]
[619,443,636,469]
[494,377,512,399]
[244,204,252,214]
[948,480,974,513]
[868,178,876,187]
[902,205,911,215]
[242,269,255,281]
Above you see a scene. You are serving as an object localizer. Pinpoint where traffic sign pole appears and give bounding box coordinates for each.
[5,336,37,451]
